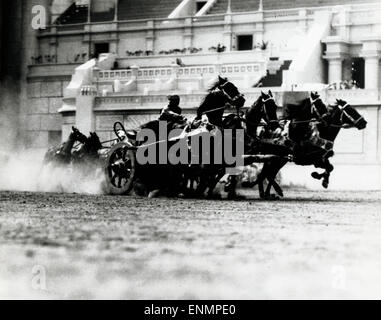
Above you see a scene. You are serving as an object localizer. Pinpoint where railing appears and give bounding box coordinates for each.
[326,89,380,104]
[137,67,173,80]
[264,8,301,19]
[96,62,266,83]
[98,69,133,81]
[177,66,216,78]
[221,63,262,75]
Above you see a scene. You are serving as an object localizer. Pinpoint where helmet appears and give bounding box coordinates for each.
[167,95,180,103]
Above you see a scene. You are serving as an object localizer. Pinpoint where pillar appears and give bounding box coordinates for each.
[223,13,233,52]
[364,56,380,89]
[322,37,350,85]
[114,0,118,21]
[327,58,343,85]
[361,38,381,89]
[183,17,193,49]
[76,85,97,133]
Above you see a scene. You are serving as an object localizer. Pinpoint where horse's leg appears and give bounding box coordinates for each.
[312,159,334,188]
[195,165,208,197]
[255,164,268,199]
[207,168,225,199]
[322,160,334,189]
[226,174,239,199]
[263,159,287,199]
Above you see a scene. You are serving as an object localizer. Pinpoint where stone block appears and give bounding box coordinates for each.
[48,97,63,114]
[27,131,49,149]
[26,115,41,131]
[28,98,49,114]
[40,114,62,131]
[41,81,63,98]
[27,82,41,98]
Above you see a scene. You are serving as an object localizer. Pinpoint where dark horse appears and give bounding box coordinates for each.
[241,90,294,198]
[196,76,246,127]
[191,76,246,198]
[253,97,367,199]
[195,89,290,199]
[72,132,103,164]
[44,127,87,165]
[132,76,246,198]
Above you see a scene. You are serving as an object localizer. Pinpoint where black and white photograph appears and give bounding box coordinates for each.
[0,0,381,303]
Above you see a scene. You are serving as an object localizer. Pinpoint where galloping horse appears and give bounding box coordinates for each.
[72,132,103,164]
[44,127,88,165]
[246,90,281,140]
[253,97,367,199]
[197,90,288,199]
[196,76,246,126]
[192,77,246,198]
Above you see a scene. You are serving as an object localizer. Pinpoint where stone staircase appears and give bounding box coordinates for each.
[260,59,292,87]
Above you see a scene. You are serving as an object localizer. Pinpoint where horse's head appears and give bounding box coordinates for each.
[310,92,329,119]
[71,126,87,144]
[310,91,320,101]
[260,90,279,128]
[335,99,367,130]
[212,76,246,109]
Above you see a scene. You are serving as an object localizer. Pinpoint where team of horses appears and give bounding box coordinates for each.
[44,77,367,199]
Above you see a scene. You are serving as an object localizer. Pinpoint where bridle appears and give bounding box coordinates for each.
[261,95,279,126]
[338,103,364,127]
[310,97,325,118]
[219,81,244,104]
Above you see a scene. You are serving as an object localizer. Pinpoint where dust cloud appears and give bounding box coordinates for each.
[0,149,105,195]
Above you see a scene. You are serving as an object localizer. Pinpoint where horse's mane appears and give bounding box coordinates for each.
[246,95,263,118]
[208,77,227,92]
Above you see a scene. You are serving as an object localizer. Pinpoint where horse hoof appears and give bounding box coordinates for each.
[148,190,161,198]
[311,172,321,180]
[322,181,329,189]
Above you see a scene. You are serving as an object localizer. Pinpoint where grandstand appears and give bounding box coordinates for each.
[208,0,381,14]
[14,0,381,188]
[118,0,182,20]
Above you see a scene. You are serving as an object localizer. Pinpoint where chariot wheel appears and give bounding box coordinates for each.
[103,142,136,195]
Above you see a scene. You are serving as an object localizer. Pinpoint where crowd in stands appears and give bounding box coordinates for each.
[327,80,361,90]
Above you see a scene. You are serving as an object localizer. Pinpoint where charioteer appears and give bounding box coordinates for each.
[159,95,186,129]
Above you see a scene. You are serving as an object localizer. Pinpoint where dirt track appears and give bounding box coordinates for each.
[1,189,381,299]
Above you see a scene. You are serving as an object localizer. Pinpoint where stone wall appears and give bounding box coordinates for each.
[24,78,70,148]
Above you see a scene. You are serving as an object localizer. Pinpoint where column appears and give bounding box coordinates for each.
[363,55,380,89]
[76,85,97,133]
[361,38,381,89]
[146,20,155,53]
[223,13,233,52]
[183,17,193,49]
[327,58,343,85]
[114,0,118,21]
[87,0,92,23]
[322,37,350,85]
